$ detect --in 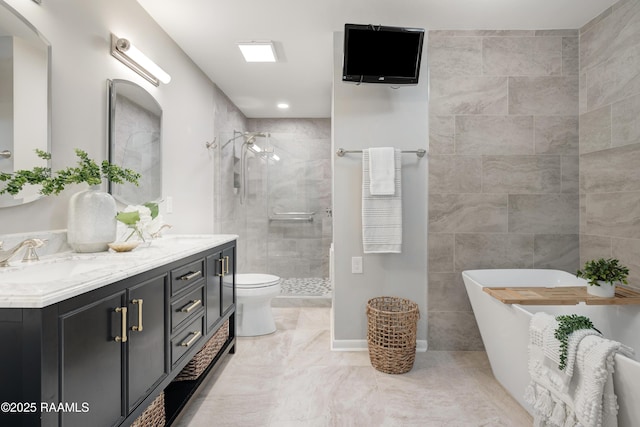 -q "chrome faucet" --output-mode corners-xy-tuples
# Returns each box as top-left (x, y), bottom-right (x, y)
(0, 238), (46, 267)
(150, 224), (172, 239)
